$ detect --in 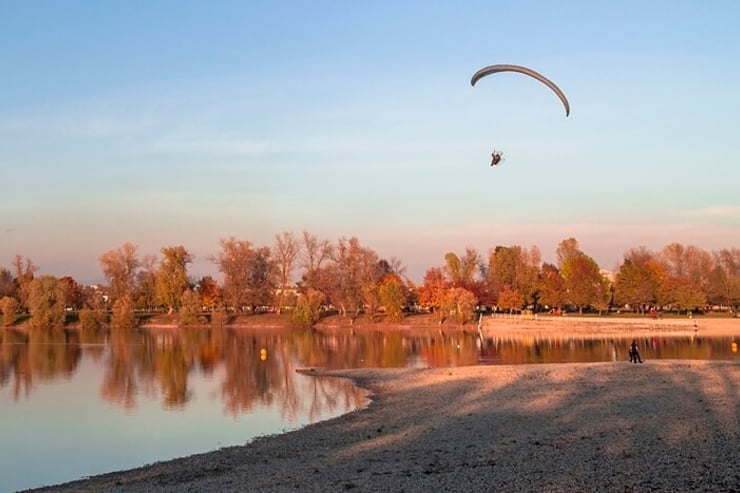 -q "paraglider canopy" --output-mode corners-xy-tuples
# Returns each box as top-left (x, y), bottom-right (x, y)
(471, 64), (570, 116)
